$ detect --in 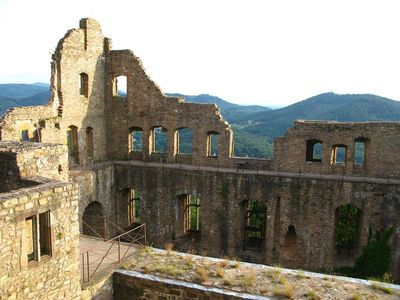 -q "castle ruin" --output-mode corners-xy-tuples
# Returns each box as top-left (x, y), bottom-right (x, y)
(1, 18), (400, 298)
